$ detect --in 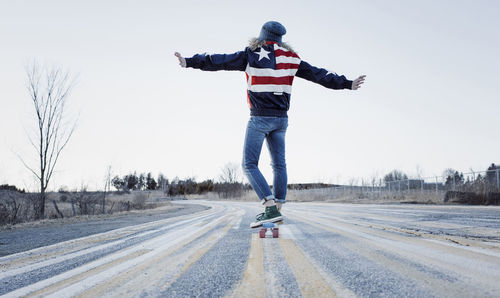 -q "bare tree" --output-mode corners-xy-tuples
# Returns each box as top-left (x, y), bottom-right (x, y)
(383, 170), (408, 183)
(102, 165), (112, 214)
(219, 162), (241, 183)
(216, 162), (244, 199)
(20, 62), (77, 219)
(415, 164), (424, 179)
